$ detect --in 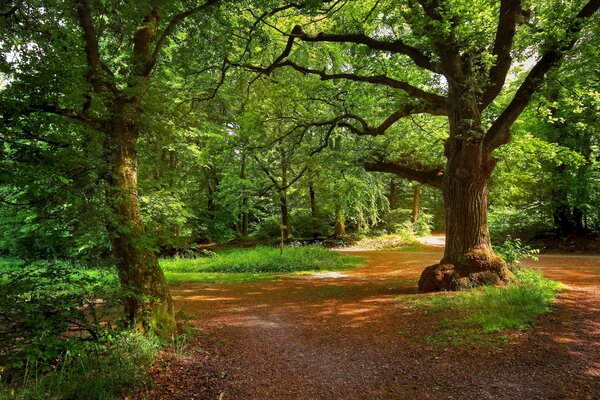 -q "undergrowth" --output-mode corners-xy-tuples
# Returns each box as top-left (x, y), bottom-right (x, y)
(0, 332), (160, 400)
(403, 268), (563, 347)
(0, 259), (194, 400)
